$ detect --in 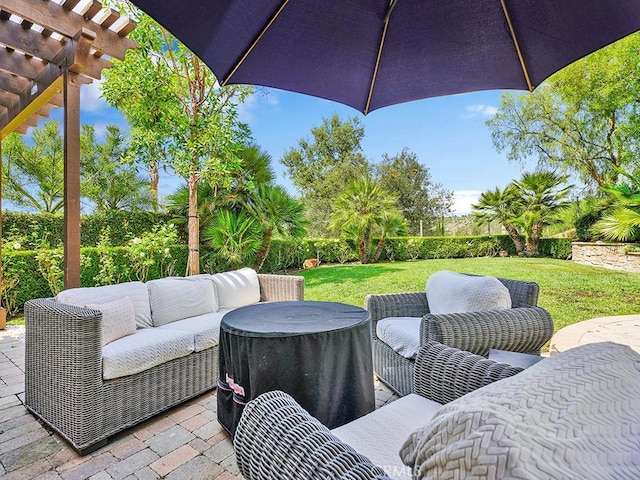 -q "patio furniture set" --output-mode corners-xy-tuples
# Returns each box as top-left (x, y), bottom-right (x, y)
(24, 269), (640, 479)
